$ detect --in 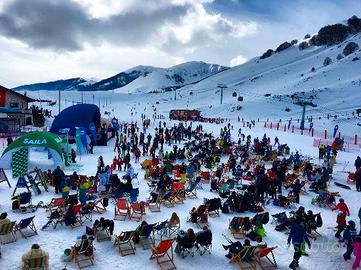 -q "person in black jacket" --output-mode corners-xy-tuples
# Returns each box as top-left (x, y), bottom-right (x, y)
(195, 226), (212, 248)
(292, 179), (302, 204)
(52, 166), (65, 194)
